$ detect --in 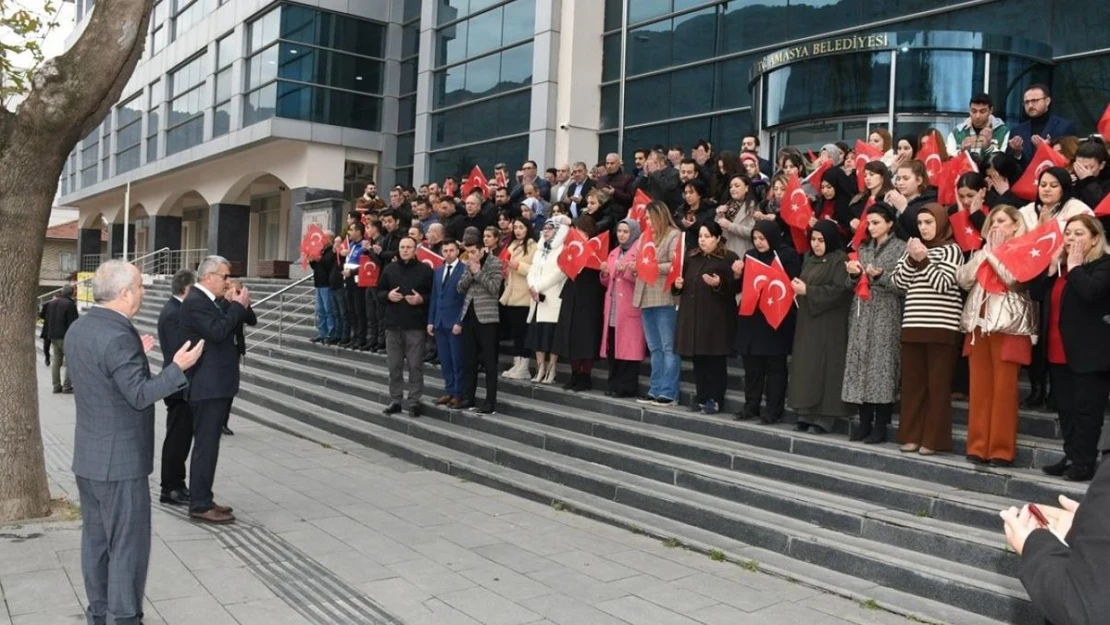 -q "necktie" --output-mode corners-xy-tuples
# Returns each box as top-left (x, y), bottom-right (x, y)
(443, 263), (453, 286)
